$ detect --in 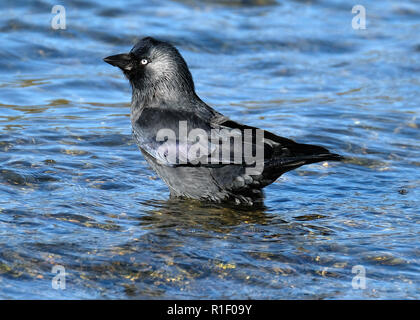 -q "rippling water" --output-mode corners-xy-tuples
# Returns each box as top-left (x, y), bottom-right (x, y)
(0, 0), (419, 299)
